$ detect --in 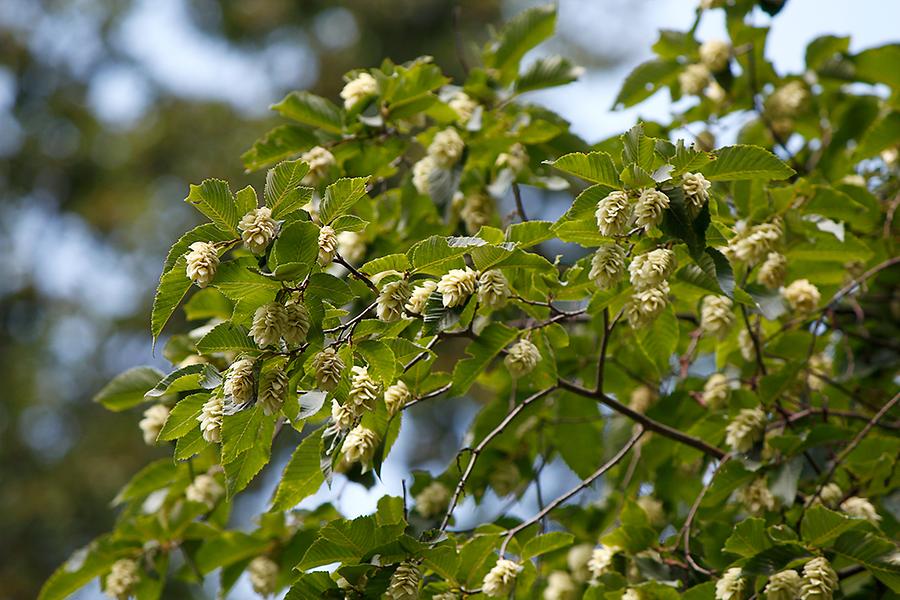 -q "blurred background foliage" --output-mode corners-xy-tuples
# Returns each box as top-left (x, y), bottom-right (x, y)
(0, 1), (635, 596)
